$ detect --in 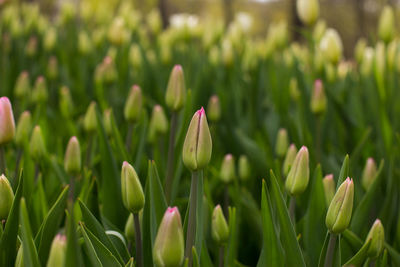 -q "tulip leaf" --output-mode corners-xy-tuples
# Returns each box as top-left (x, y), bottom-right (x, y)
(225, 206), (238, 267)
(192, 246), (200, 267)
(336, 154), (349, 190)
(109, 109), (130, 162)
(343, 239), (371, 266)
(65, 210), (84, 267)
